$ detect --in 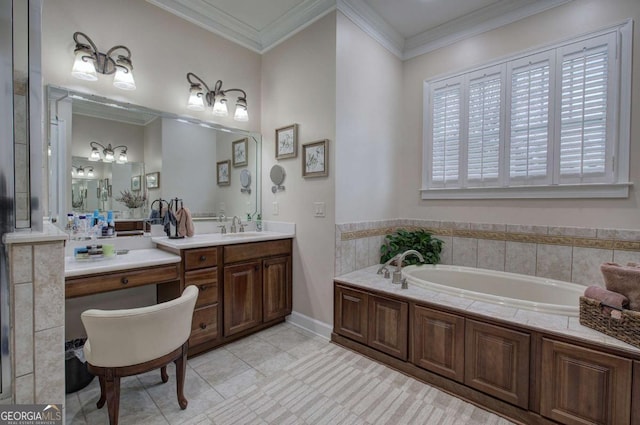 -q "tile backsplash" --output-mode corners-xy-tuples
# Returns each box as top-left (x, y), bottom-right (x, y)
(335, 219), (640, 287)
